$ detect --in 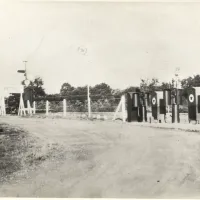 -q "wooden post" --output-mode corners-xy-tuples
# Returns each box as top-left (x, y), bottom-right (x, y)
(87, 85), (91, 118)
(46, 100), (49, 116)
(19, 93), (24, 116)
(18, 96), (21, 116)
(113, 98), (122, 121)
(27, 100), (30, 115)
(63, 99), (66, 117)
(28, 100), (30, 114)
(1, 96), (6, 116)
(27, 100), (32, 116)
(113, 95), (126, 122)
(0, 98), (2, 116)
(121, 95), (126, 122)
(18, 93), (26, 116)
(0, 97), (2, 116)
